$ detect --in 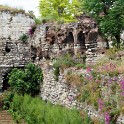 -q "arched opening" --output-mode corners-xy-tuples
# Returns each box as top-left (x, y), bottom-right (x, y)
(67, 32), (74, 43)
(31, 46), (37, 62)
(51, 36), (55, 45)
(64, 32), (74, 43)
(2, 73), (10, 91)
(77, 31), (85, 46)
(2, 67), (24, 92)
